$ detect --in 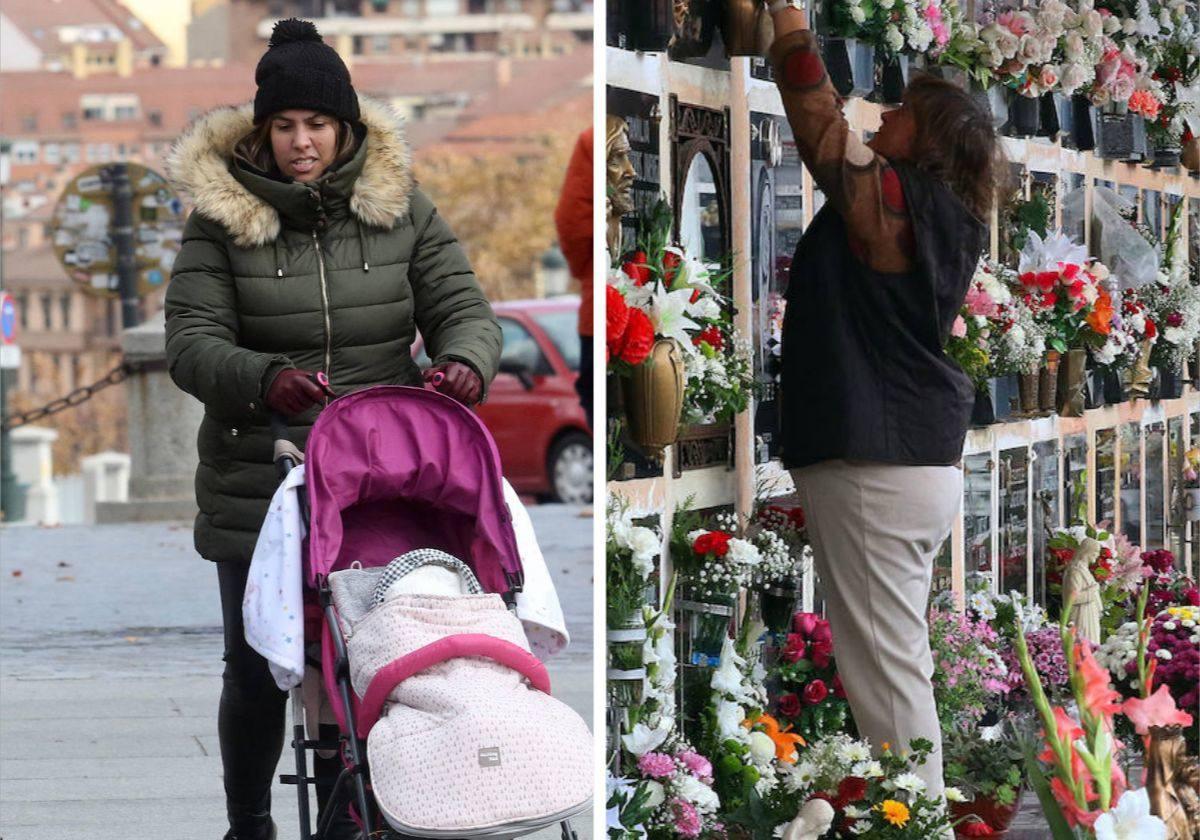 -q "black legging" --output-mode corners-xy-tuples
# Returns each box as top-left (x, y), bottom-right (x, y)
(217, 560), (289, 830)
(217, 561), (351, 835)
